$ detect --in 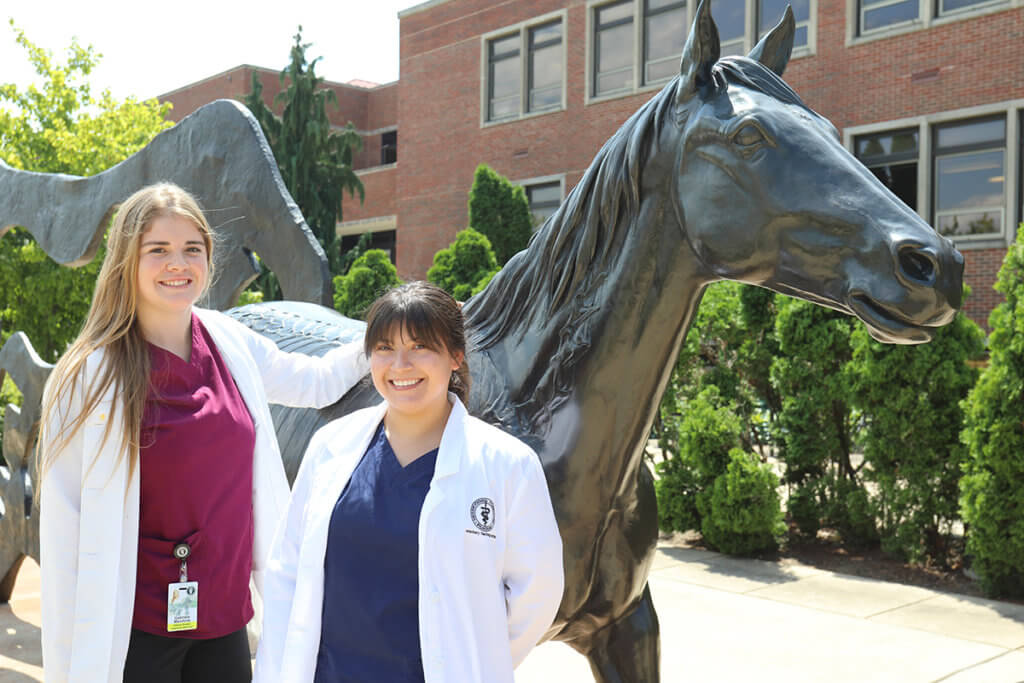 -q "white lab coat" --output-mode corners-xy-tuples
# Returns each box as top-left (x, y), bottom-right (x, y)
(254, 396), (564, 683)
(39, 307), (368, 683)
